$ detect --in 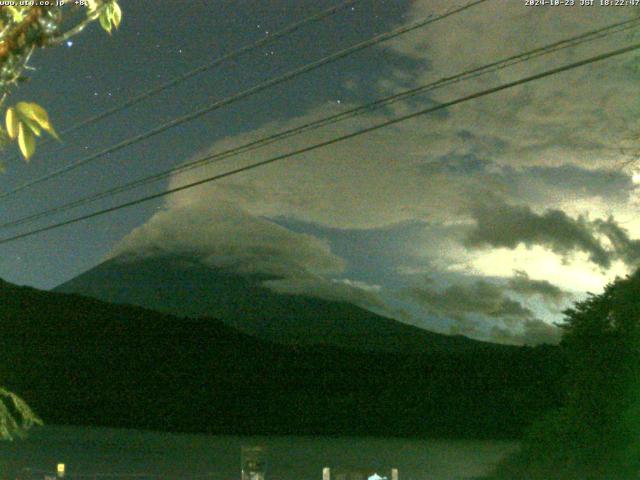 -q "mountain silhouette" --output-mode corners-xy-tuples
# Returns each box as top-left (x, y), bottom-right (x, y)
(56, 253), (502, 354)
